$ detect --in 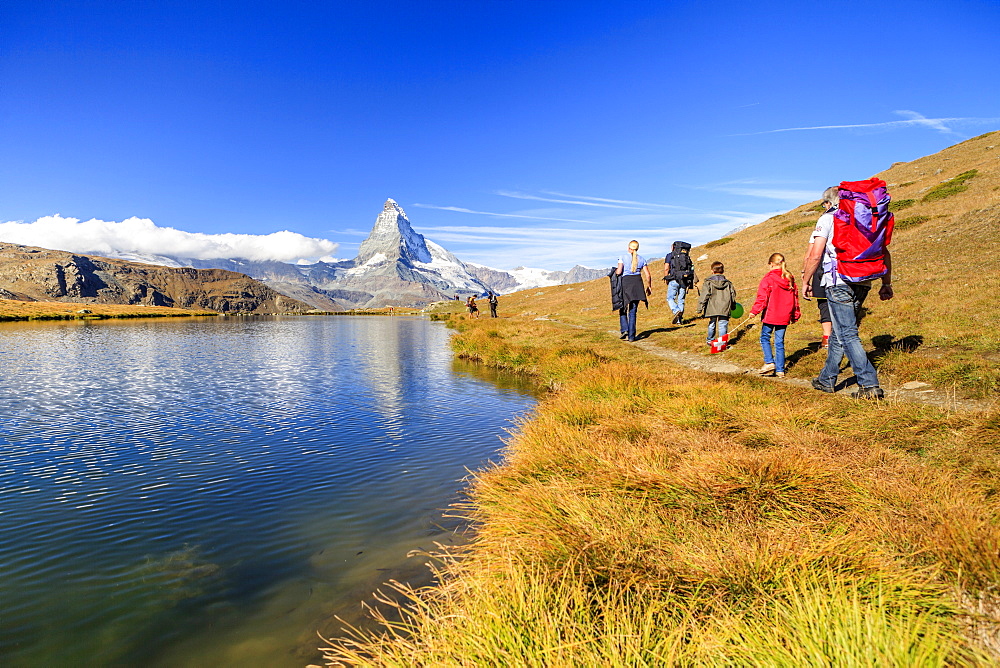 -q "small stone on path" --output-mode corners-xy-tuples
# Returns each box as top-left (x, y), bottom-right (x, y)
(709, 364), (743, 374)
(901, 381), (931, 390)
